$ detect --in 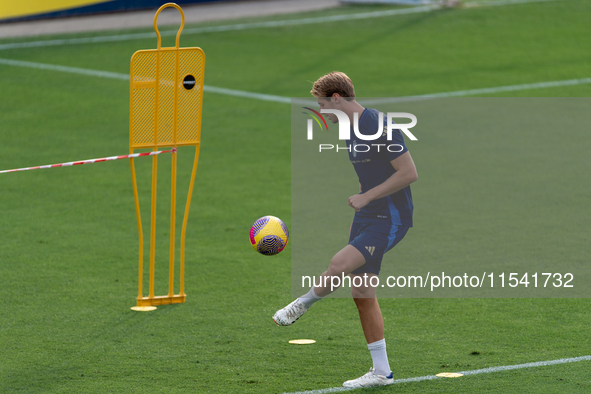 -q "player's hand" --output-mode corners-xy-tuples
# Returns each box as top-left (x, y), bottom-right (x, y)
(348, 193), (370, 212)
